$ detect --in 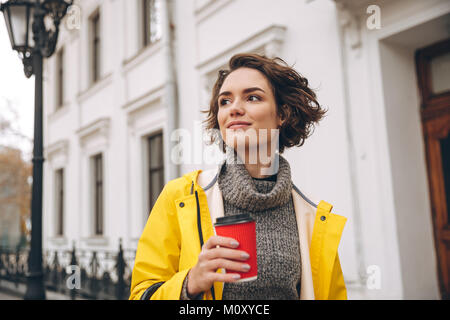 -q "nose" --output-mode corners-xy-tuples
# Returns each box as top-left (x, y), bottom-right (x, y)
(228, 99), (245, 117)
